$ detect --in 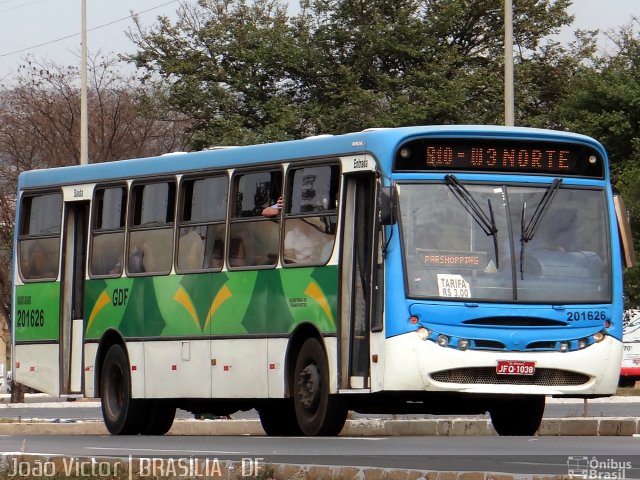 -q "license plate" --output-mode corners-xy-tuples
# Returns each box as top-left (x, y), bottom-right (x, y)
(496, 360), (536, 376)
